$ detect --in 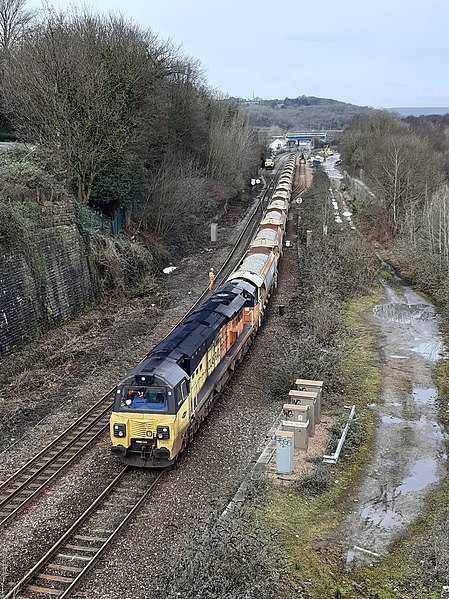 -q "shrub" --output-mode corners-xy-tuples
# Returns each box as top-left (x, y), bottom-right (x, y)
(295, 464), (332, 495)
